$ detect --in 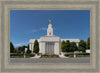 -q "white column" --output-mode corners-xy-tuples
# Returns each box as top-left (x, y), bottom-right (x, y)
(39, 42), (41, 53)
(29, 43), (32, 51)
(40, 42), (45, 54)
(32, 44), (34, 53)
(54, 42), (60, 55)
